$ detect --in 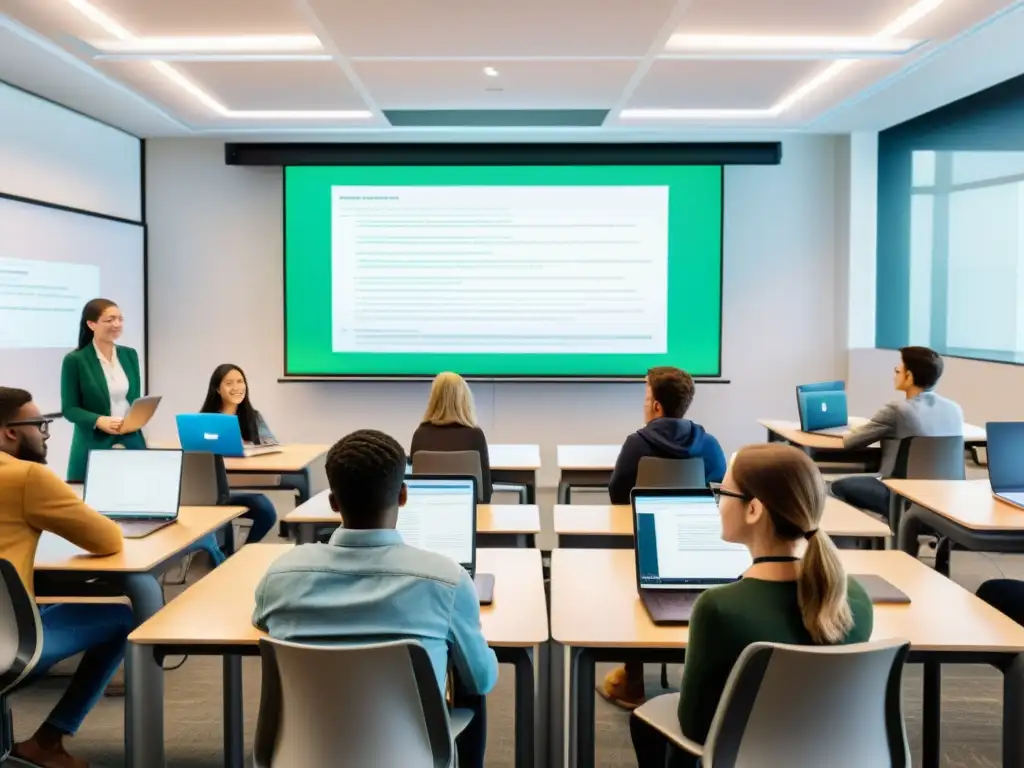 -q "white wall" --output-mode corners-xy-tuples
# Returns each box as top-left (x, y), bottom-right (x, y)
(145, 136), (845, 487)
